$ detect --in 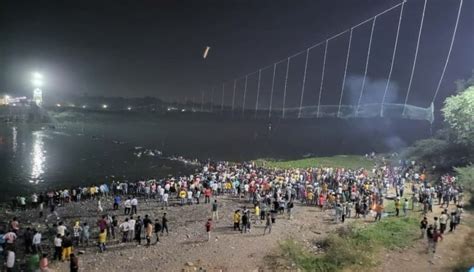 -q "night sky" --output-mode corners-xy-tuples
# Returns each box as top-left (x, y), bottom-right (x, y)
(1, 0), (473, 110)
